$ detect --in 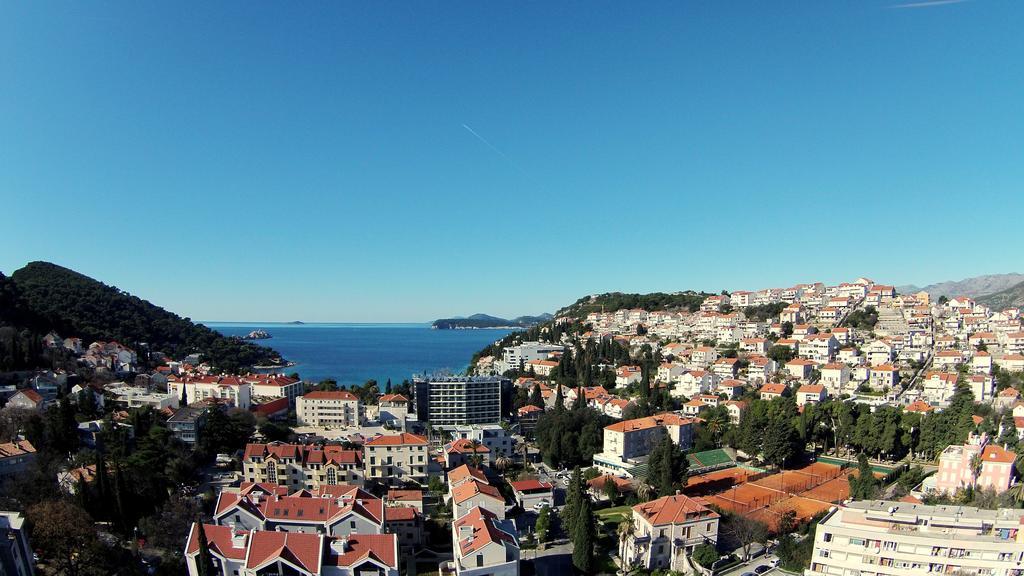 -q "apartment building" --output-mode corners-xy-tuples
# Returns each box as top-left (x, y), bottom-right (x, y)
(497, 342), (564, 374)
(297, 390), (361, 428)
(935, 433), (1016, 495)
(625, 494), (719, 572)
(244, 373), (304, 408)
(593, 413), (695, 476)
(363, 433), (429, 486)
(806, 500), (1024, 576)
(242, 443), (364, 489)
(412, 377), (506, 427)
(168, 375), (253, 410)
(184, 523), (399, 576)
(0, 511), (34, 576)
(214, 483), (384, 536)
(450, 507), (520, 576)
